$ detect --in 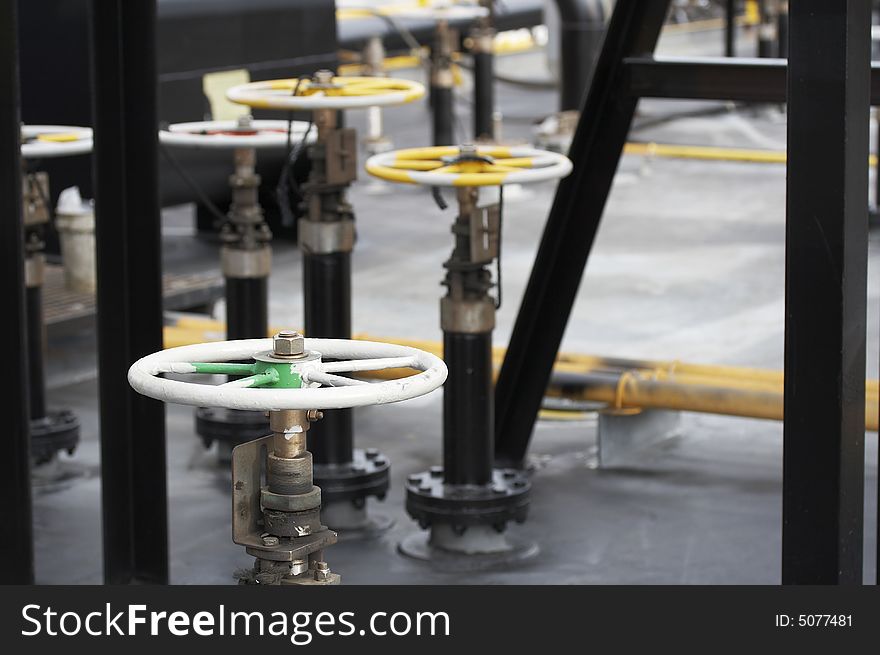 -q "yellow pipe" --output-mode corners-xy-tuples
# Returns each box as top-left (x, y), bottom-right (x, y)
(163, 319), (879, 423)
(551, 370), (879, 433)
(625, 142), (880, 168)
